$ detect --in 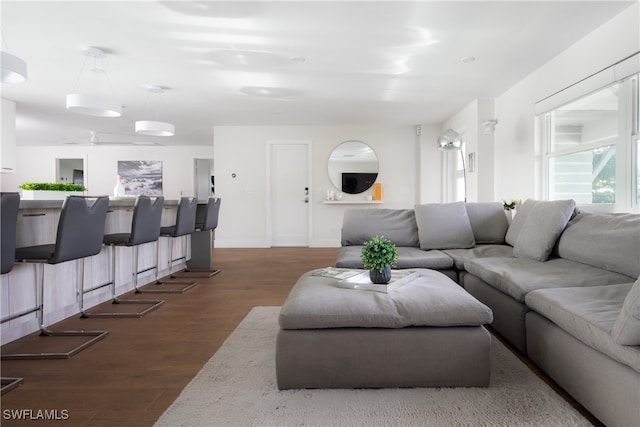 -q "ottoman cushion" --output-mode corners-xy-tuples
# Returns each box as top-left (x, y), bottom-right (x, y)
(279, 268), (493, 329)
